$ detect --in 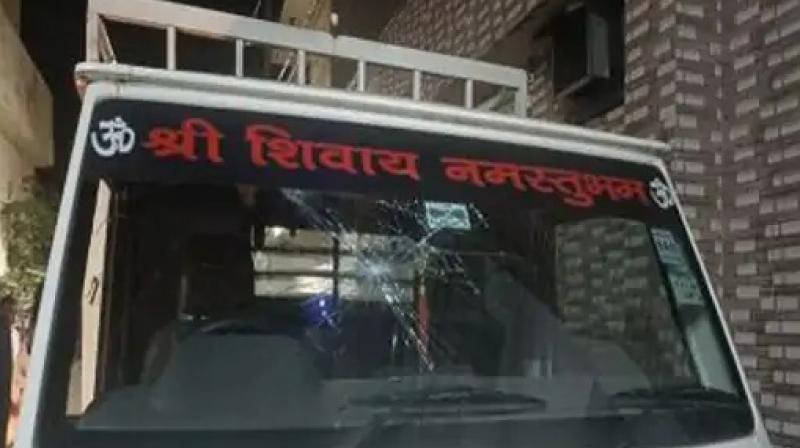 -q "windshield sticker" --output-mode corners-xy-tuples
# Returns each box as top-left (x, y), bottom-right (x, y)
(246, 124), (421, 180)
(651, 228), (703, 306)
(442, 157), (649, 208)
(85, 102), (668, 212)
(90, 116), (136, 157)
(649, 177), (675, 209)
(667, 271), (703, 306)
(141, 119), (422, 181)
(145, 118), (225, 163)
(425, 202), (471, 231)
(651, 228), (688, 267)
